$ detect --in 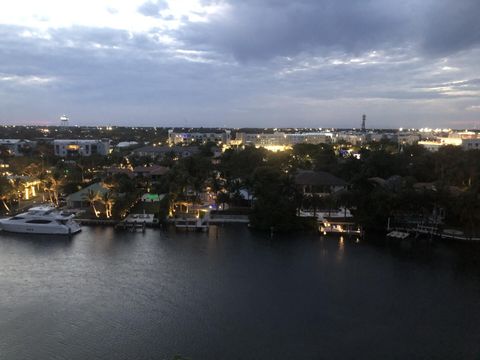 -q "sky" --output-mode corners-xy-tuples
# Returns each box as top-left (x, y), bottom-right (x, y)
(0, 0), (479, 128)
